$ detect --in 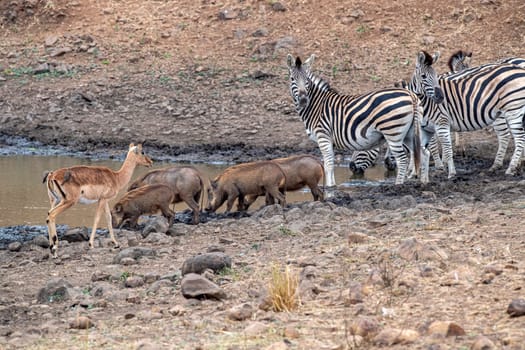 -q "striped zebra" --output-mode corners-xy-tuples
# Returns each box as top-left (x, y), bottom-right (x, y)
(448, 51), (525, 170)
(286, 54), (430, 190)
(348, 147), (397, 175)
(410, 51), (525, 178)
